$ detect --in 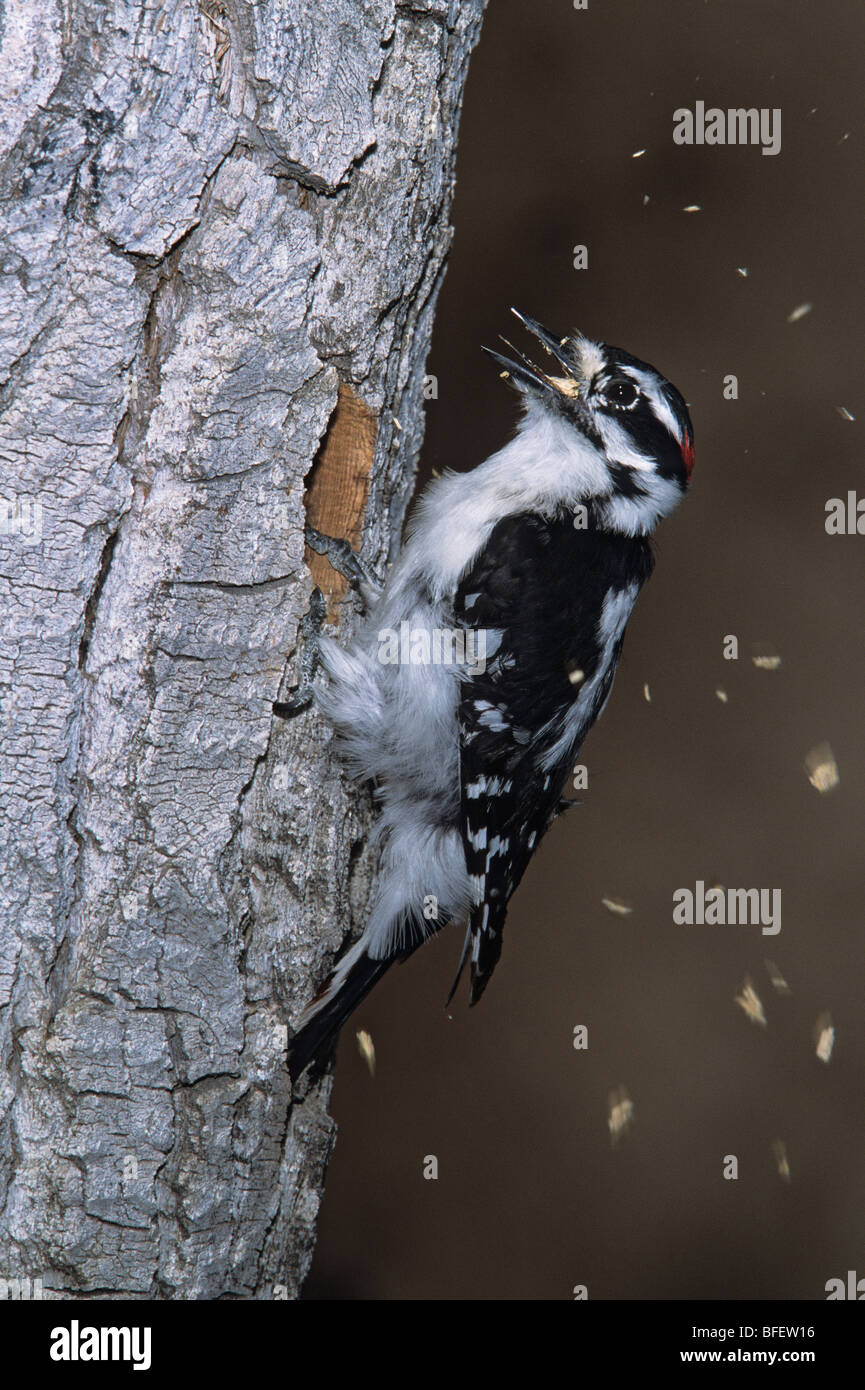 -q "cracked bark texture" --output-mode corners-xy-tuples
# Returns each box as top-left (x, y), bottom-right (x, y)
(0, 0), (485, 1298)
